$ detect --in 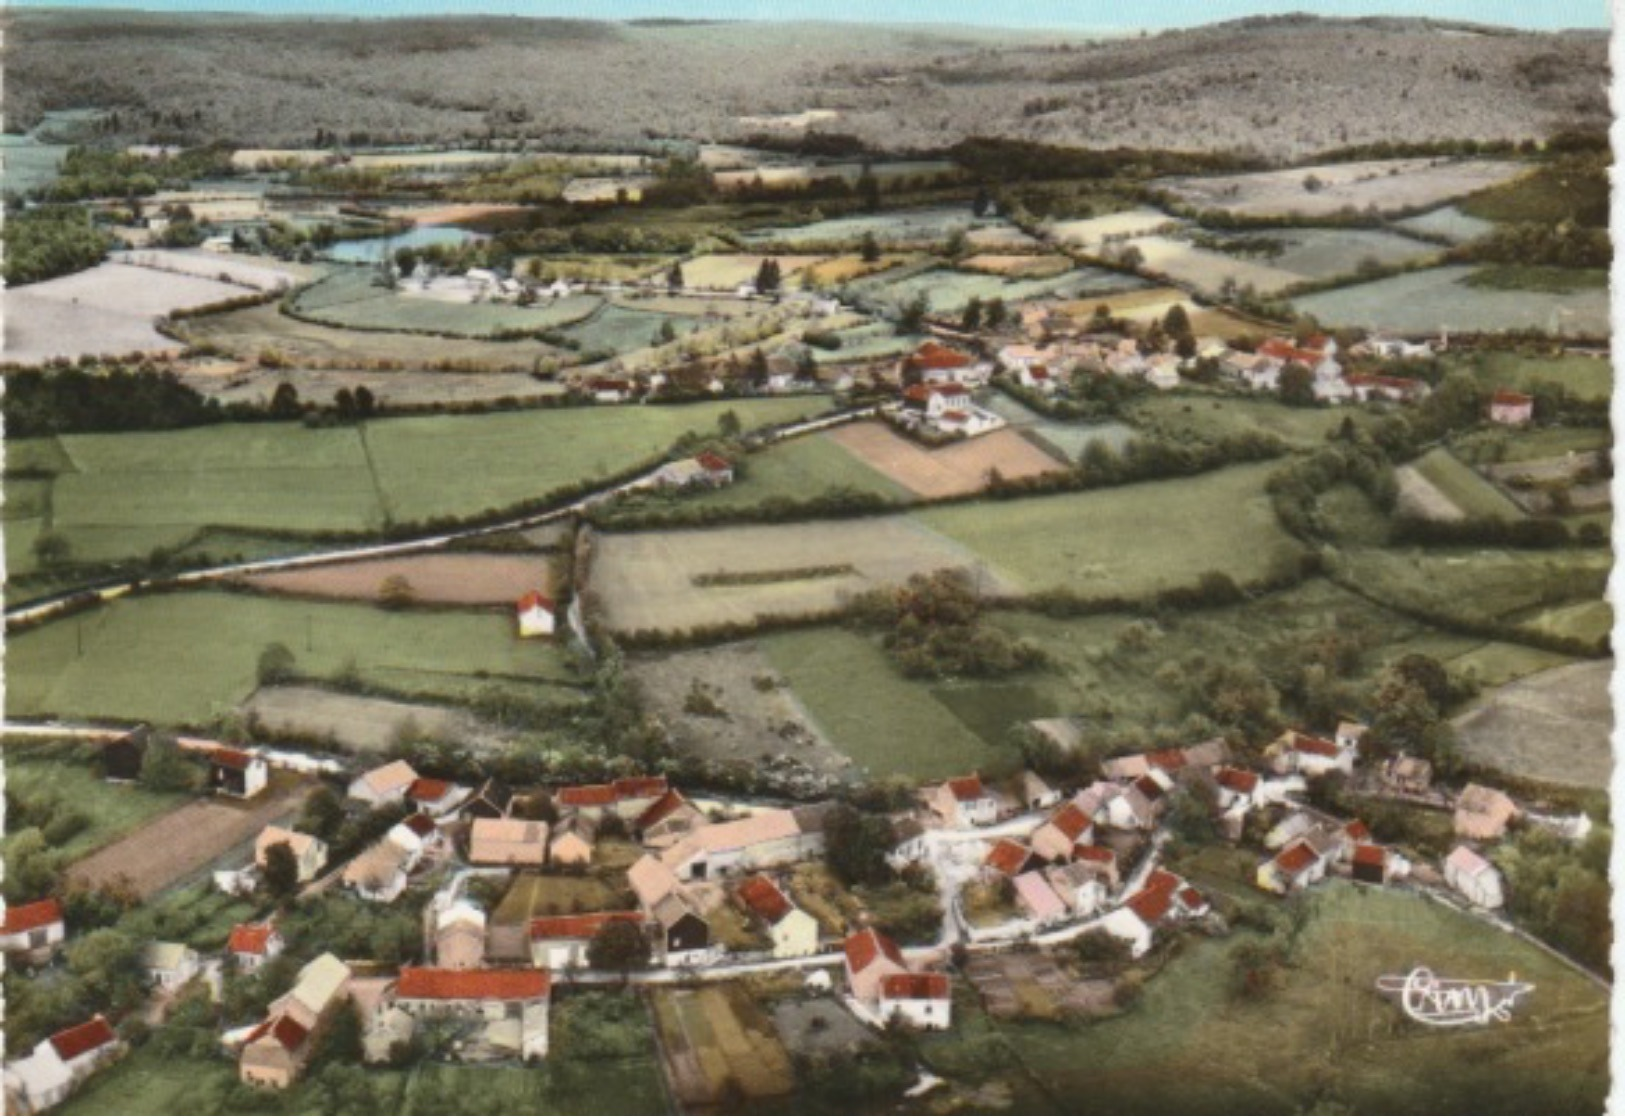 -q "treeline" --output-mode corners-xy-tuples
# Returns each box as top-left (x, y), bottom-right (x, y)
(1454, 221), (1610, 270)
(4, 205), (112, 285)
(35, 144), (236, 202)
(847, 569), (1046, 680)
(948, 136), (1260, 182)
(1389, 514), (1606, 550)
(4, 365), (232, 436)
